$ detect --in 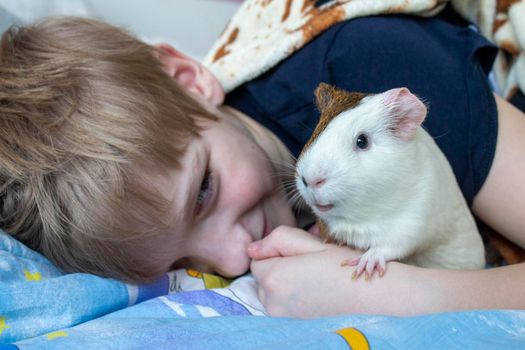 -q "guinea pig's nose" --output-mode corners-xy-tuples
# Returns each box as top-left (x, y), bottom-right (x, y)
(302, 176), (326, 188)
(301, 176), (308, 187)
